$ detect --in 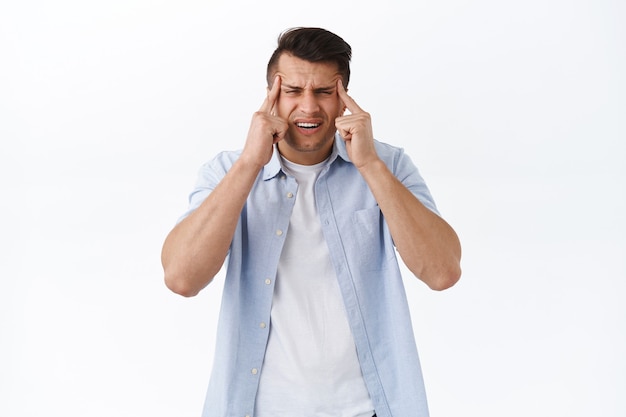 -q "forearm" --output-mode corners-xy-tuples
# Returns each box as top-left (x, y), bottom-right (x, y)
(358, 159), (461, 290)
(161, 158), (262, 296)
